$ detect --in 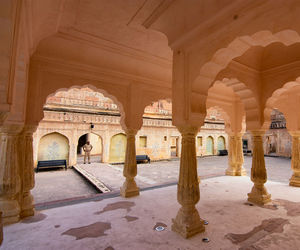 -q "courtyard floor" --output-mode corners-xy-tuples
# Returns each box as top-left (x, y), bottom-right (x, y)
(32, 156), (293, 205)
(3, 176), (300, 250)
